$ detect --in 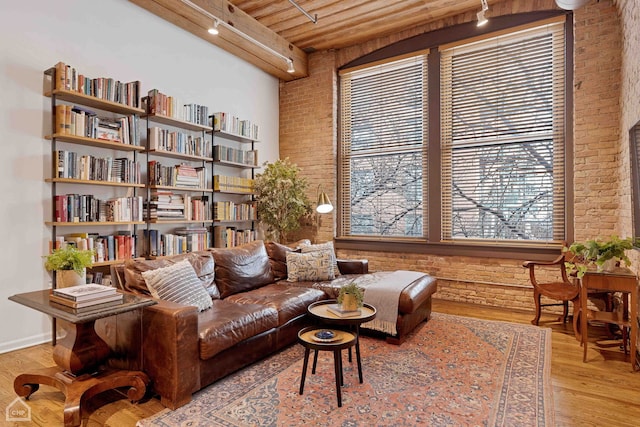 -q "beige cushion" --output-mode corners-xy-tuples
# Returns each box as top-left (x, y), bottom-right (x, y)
(286, 250), (335, 282)
(300, 241), (340, 277)
(141, 259), (212, 311)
